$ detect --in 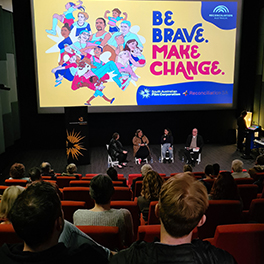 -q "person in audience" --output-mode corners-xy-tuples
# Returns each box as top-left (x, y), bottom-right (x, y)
(248, 154), (264, 181)
(0, 181), (109, 263)
(62, 163), (79, 179)
(131, 164), (153, 193)
(200, 164), (214, 193)
(0, 185), (25, 224)
(132, 129), (150, 163)
(40, 161), (56, 179)
(209, 172), (242, 204)
(160, 128), (173, 163)
(137, 171), (164, 221)
(106, 167), (118, 181)
(73, 174), (133, 247)
(231, 159), (250, 178)
(108, 132), (128, 169)
(110, 173), (236, 264)
(9, 163), (30, 181)
(28, 167), (42, 182)
(213, 163), (220, 177)
(183, 164), (193, 172)
(184, 128), (204, 167)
